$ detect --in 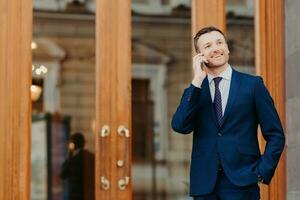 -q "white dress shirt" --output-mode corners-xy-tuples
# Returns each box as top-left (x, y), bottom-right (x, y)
(207, 65), (232, 116)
